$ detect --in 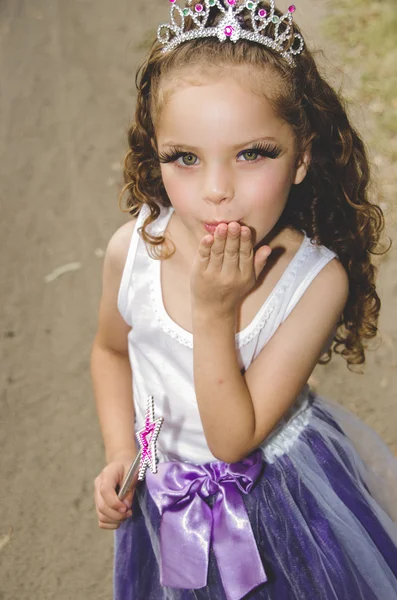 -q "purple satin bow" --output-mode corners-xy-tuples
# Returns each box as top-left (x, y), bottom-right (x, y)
(146, 450), (267, 600)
